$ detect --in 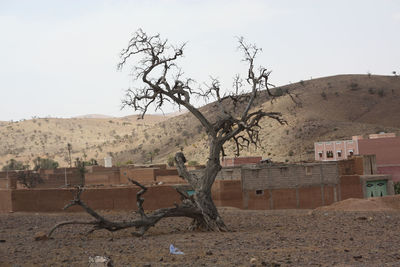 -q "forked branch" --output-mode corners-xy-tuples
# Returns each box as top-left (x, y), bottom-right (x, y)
(47, 181), (202, 238)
